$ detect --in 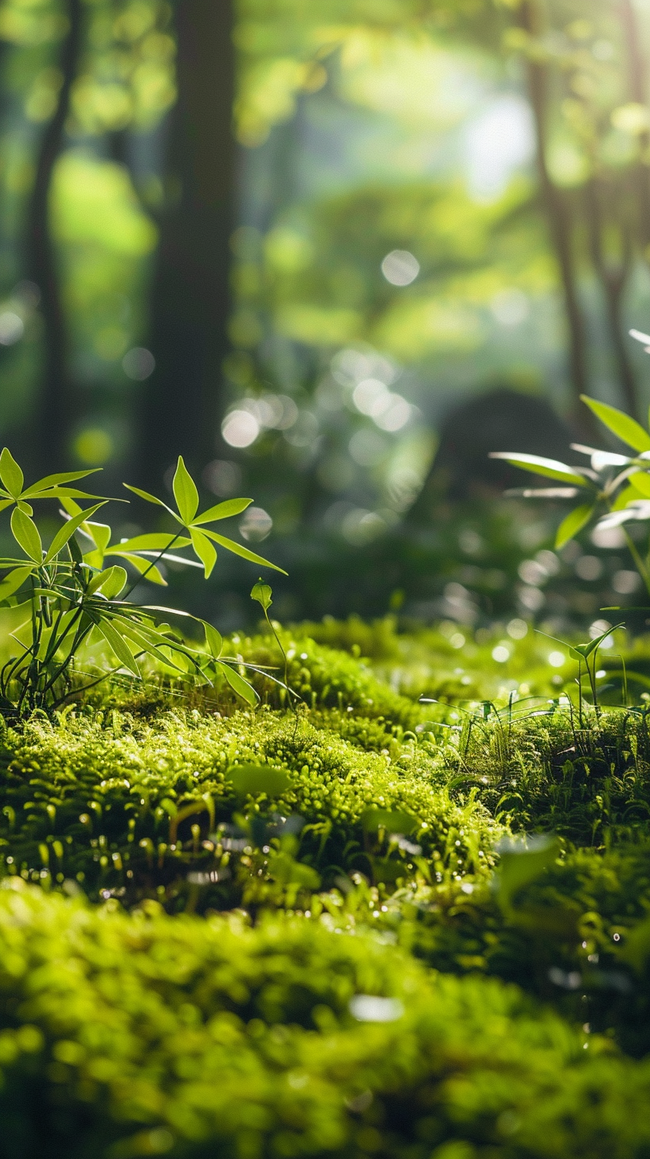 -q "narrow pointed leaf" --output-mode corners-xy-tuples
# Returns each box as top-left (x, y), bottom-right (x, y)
(0, 500), (13, 514)
(191, 498), (252, 525)
(117, 620), (190, 673)
(44, 502), (106, 563)
(123, 483), (177, 517)
(10, 508), (42, 562)
(0, 565), (34, 602)
(555, 503), (595, 549)
(110, 553), (167, 585)
(94, 618), (141, 677)
(488, 452), (587, 486)
(201, 620), (223, 658)
(21, 468), (101, 498)
(581, 395), (650, 452)
(115, 533), (190, 552)
(172, 456), (199, 524)
(220, 662), (259, 705)
(201, 530), (287, 572)
(190, 528), (217, 577)
(0, 449), (23, 497)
